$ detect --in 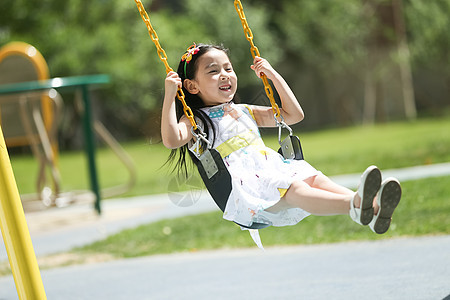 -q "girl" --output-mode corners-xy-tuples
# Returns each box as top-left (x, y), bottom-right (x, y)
(161, 43), (401, 238)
